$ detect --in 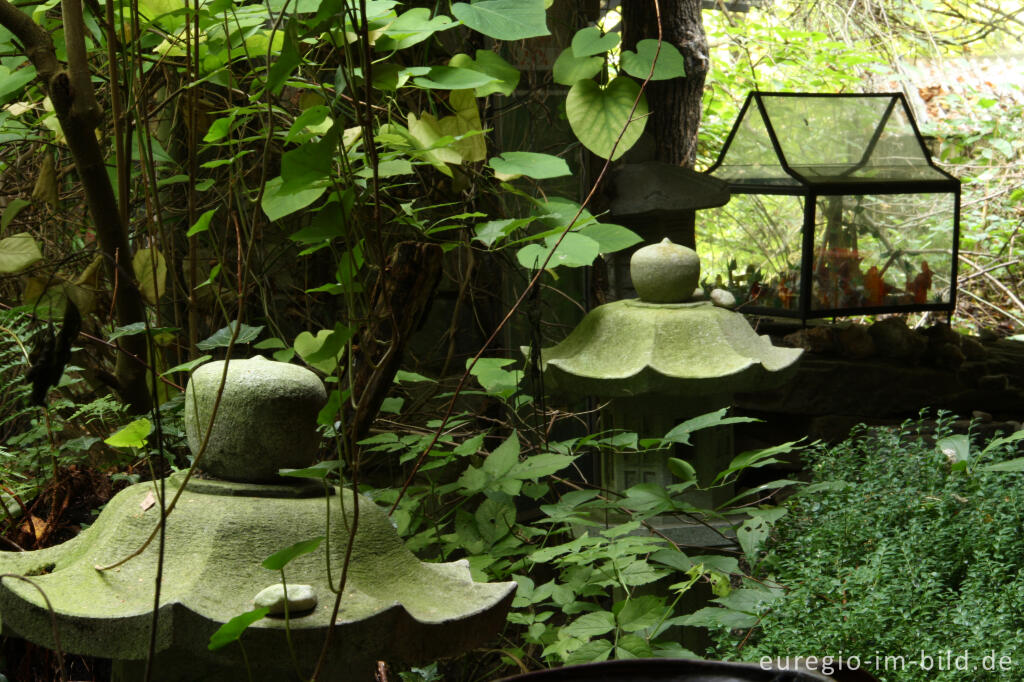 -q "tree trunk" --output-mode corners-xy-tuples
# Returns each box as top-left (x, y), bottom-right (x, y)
(622, 0), (709, 167)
